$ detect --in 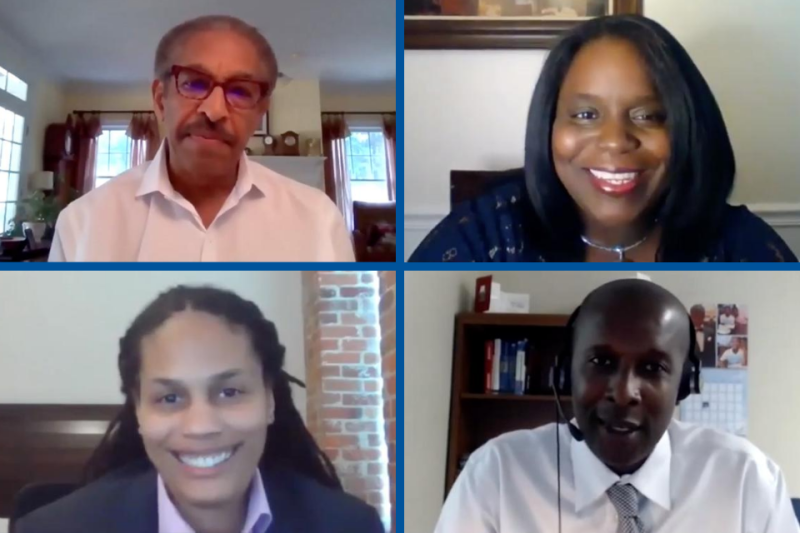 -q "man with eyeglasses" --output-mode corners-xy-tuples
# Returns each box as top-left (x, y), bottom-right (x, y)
(49, 15), (355, 262)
